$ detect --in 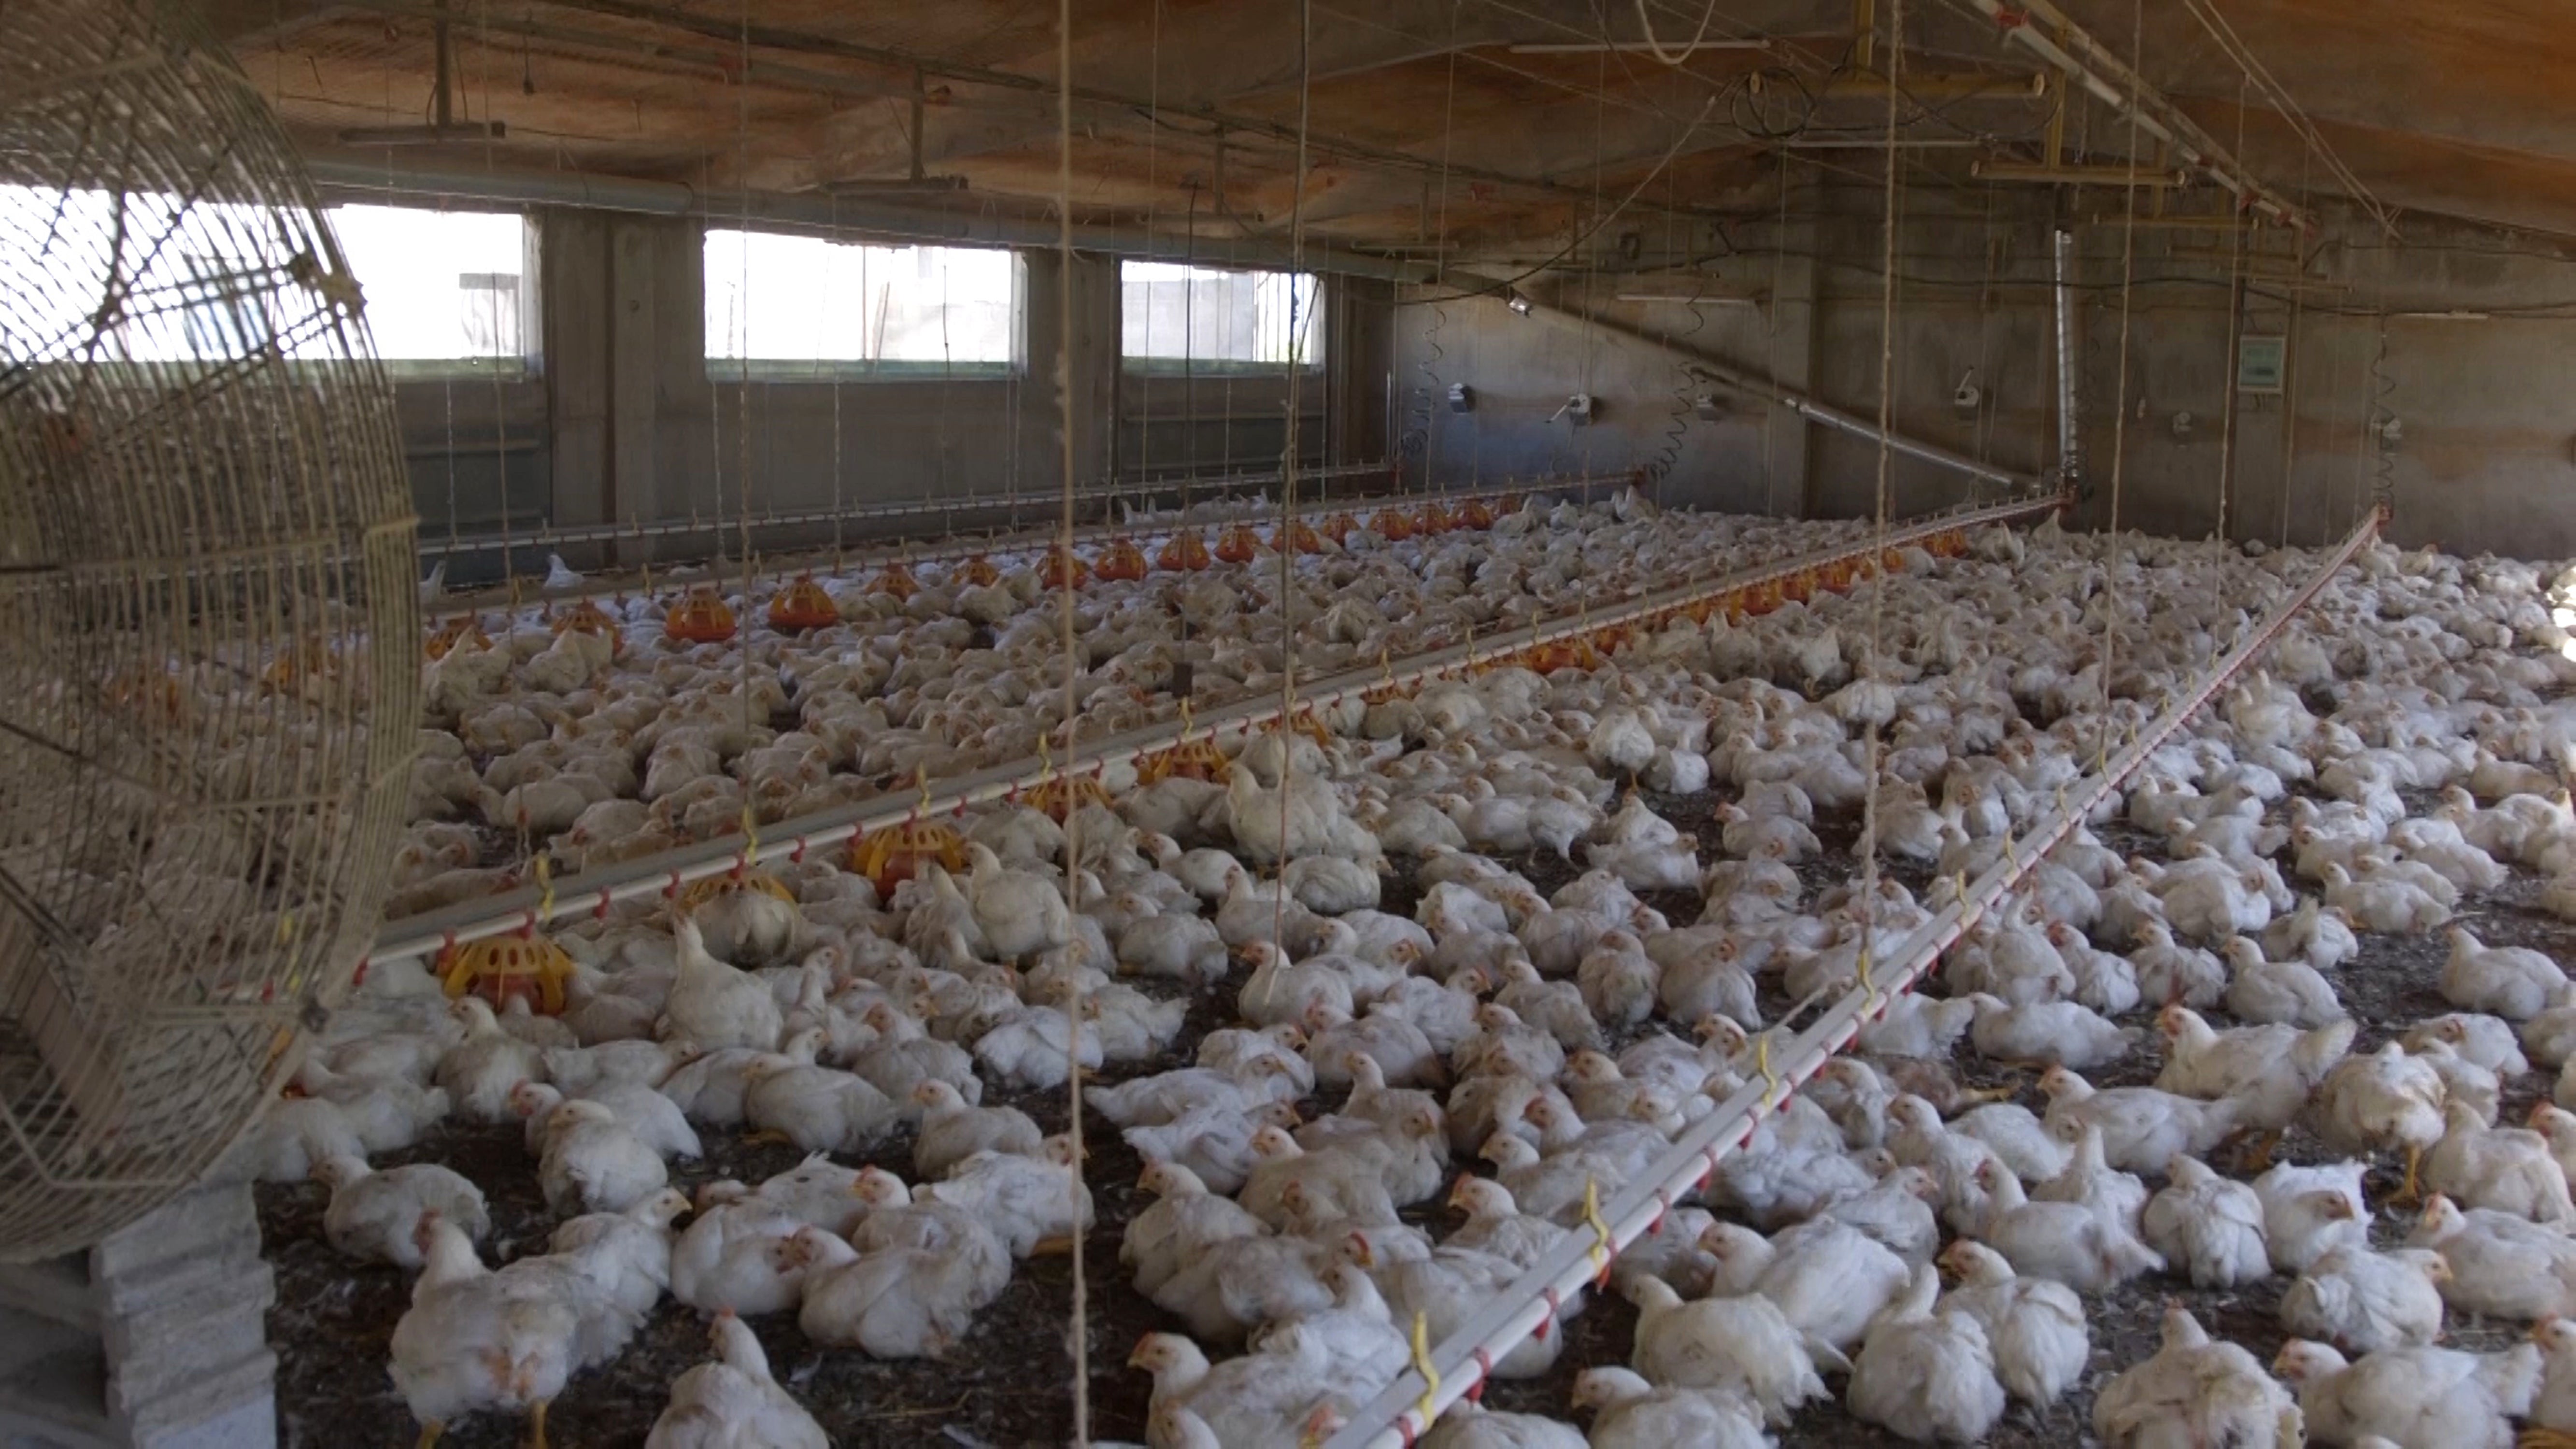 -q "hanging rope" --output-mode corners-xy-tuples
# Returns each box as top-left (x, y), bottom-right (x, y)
(733, 0), (755, 746)
(1631, 0), (1725, 66)
(1267, 0), (1316, 989)
(1051, 0), (1090, 1435)
(2097, 0), (2147, 768)
(1851, 0), (1904, 1002)
(2213, 75), (2249, 548)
